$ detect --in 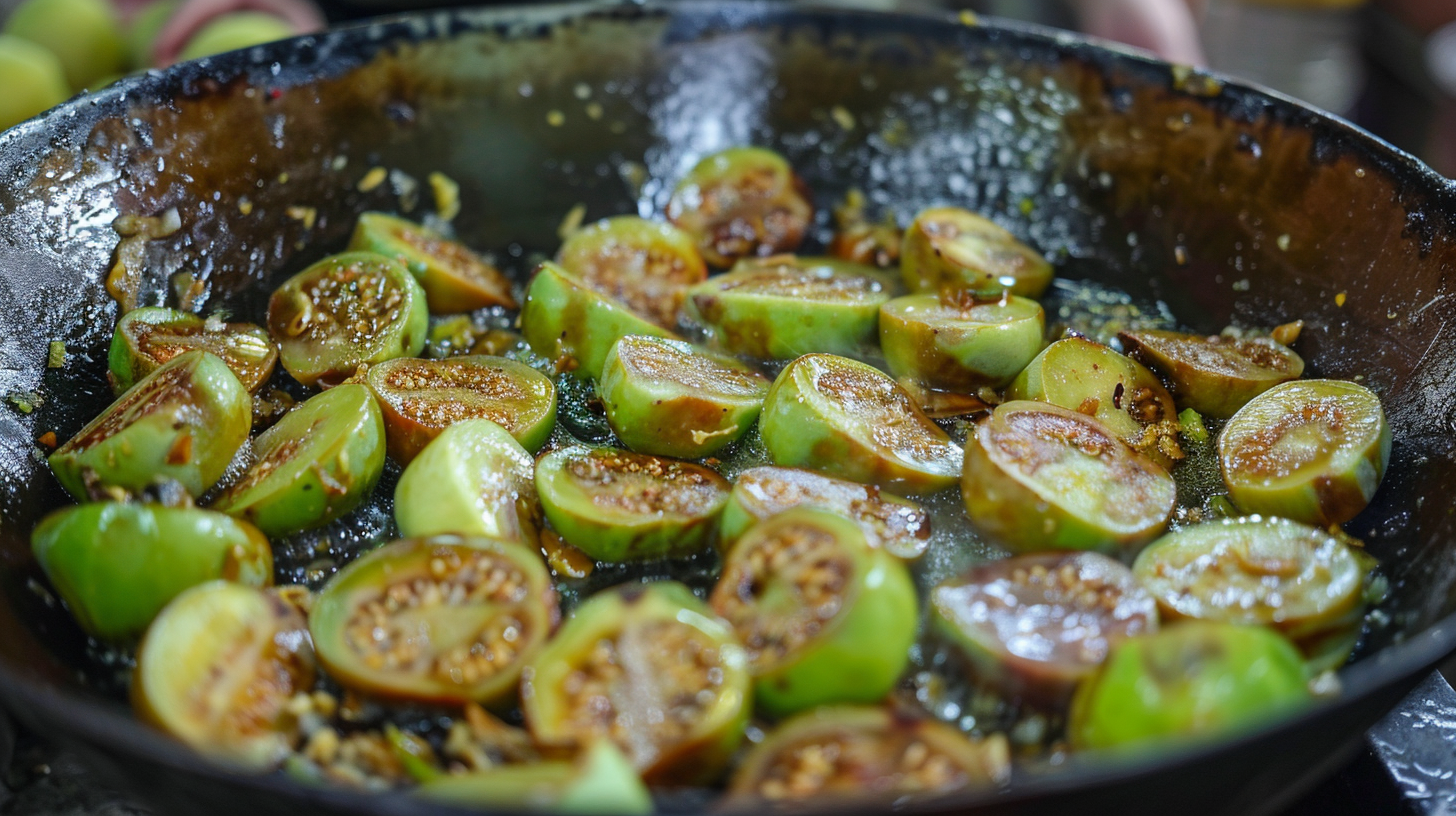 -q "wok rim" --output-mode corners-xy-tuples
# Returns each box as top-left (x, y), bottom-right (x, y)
(0, 1), (1453, 813)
